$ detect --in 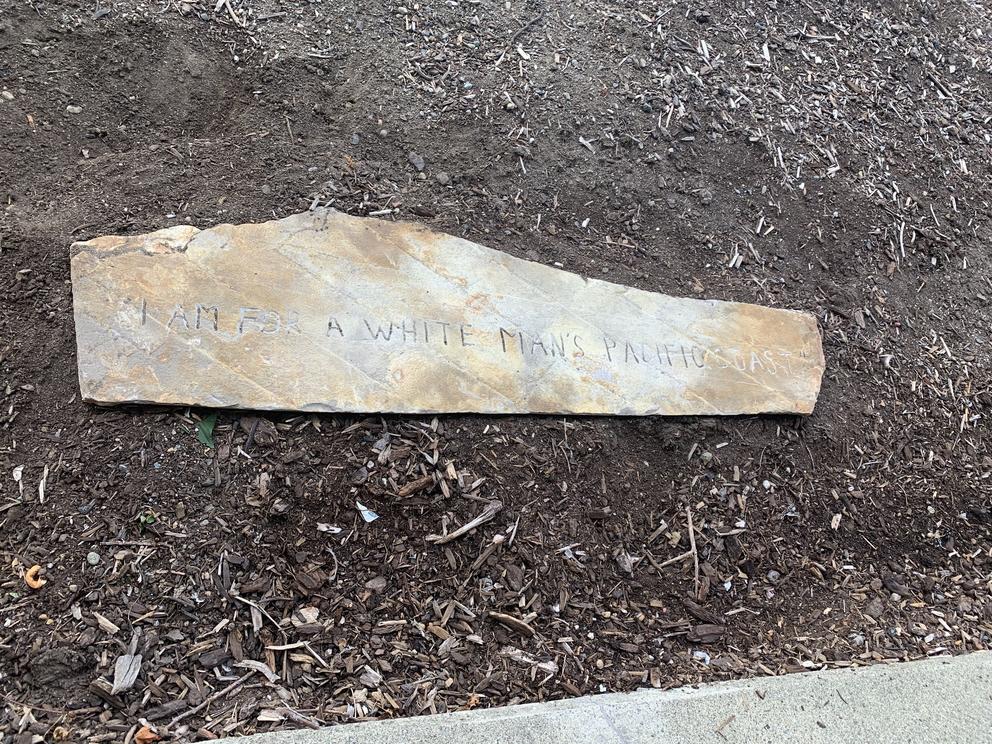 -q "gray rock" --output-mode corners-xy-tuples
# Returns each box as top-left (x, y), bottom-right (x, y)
(408, 151), (425, 171)
(86, 551), (101, 566)
(365, 576), (387, 592)
(865, 597), (885, 618)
